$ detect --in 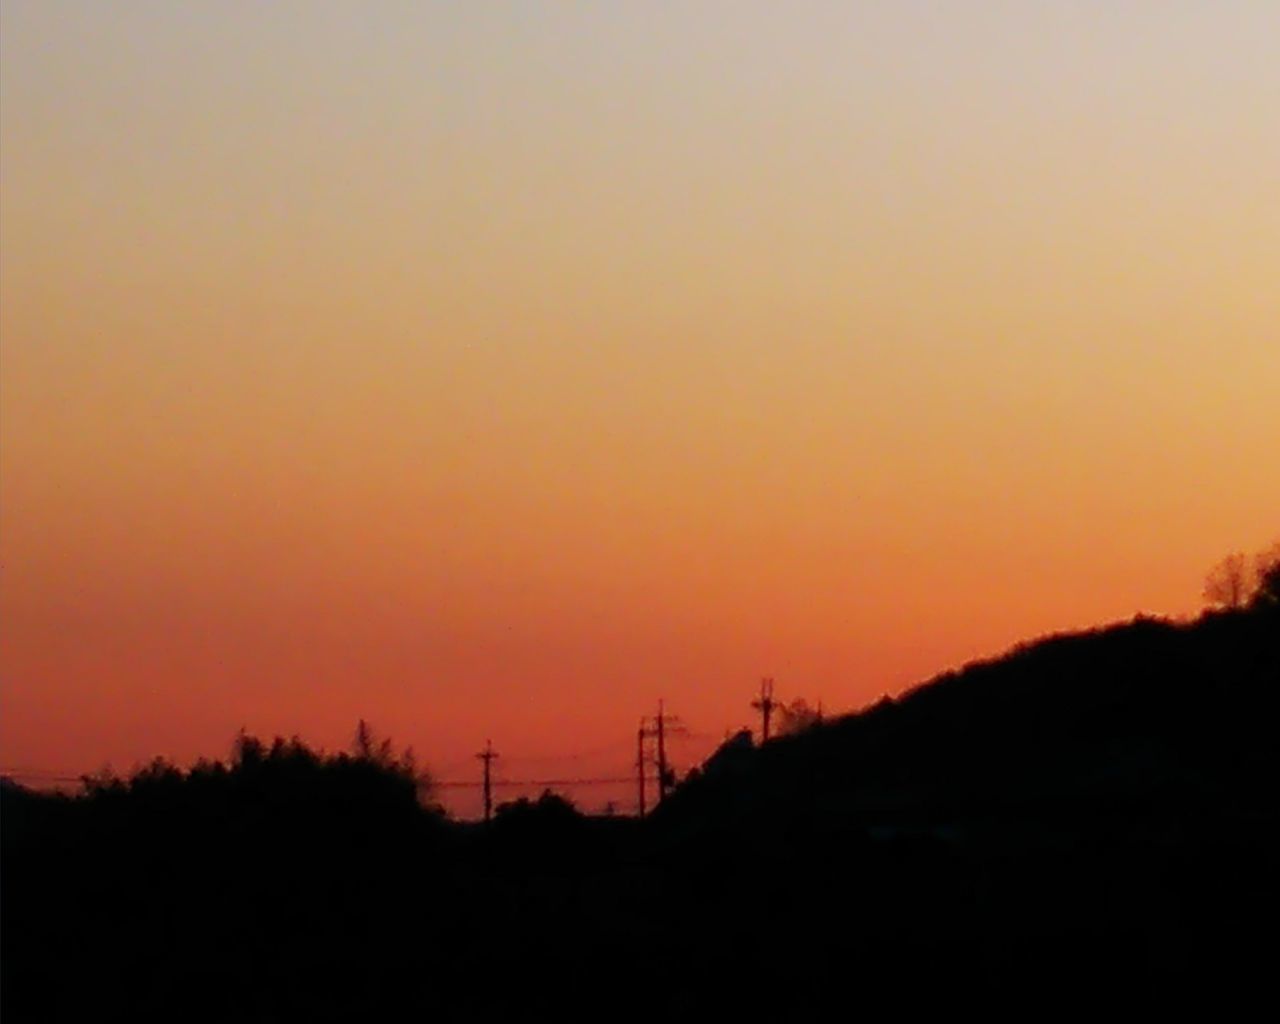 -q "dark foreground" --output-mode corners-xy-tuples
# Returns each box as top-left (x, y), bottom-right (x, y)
(4, 608), (1277, 1021)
